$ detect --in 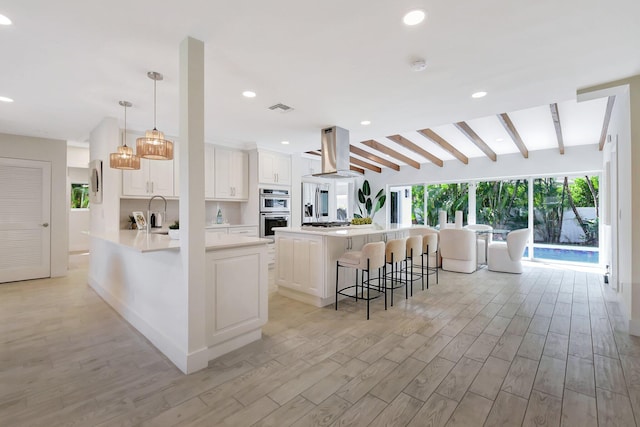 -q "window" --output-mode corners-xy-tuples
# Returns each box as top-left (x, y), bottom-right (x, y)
(71, 183), (90, 209)
(476, 179), (528, 230)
